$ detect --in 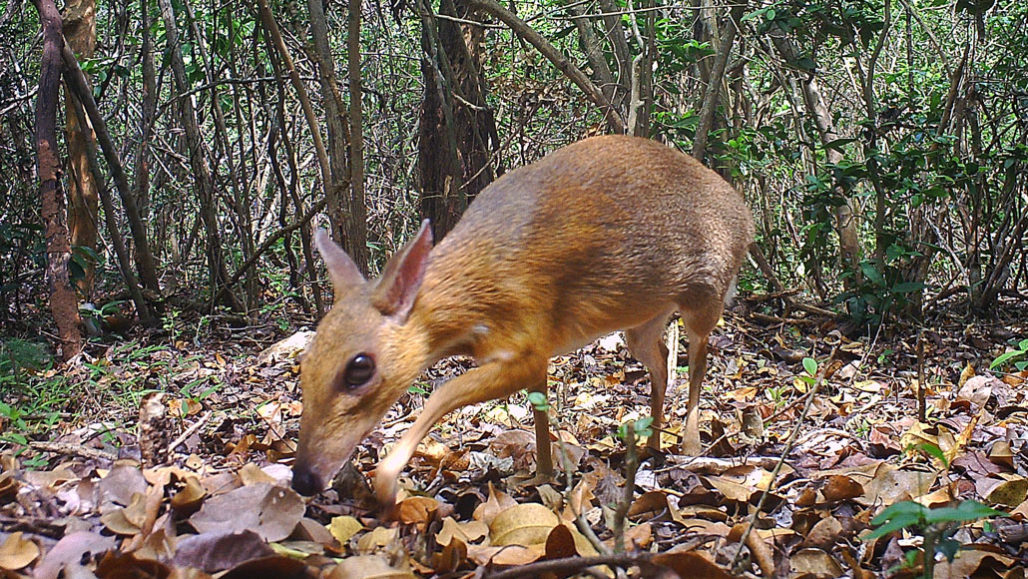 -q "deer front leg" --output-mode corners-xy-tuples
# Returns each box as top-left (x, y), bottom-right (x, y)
(375, 353), (549, 507)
